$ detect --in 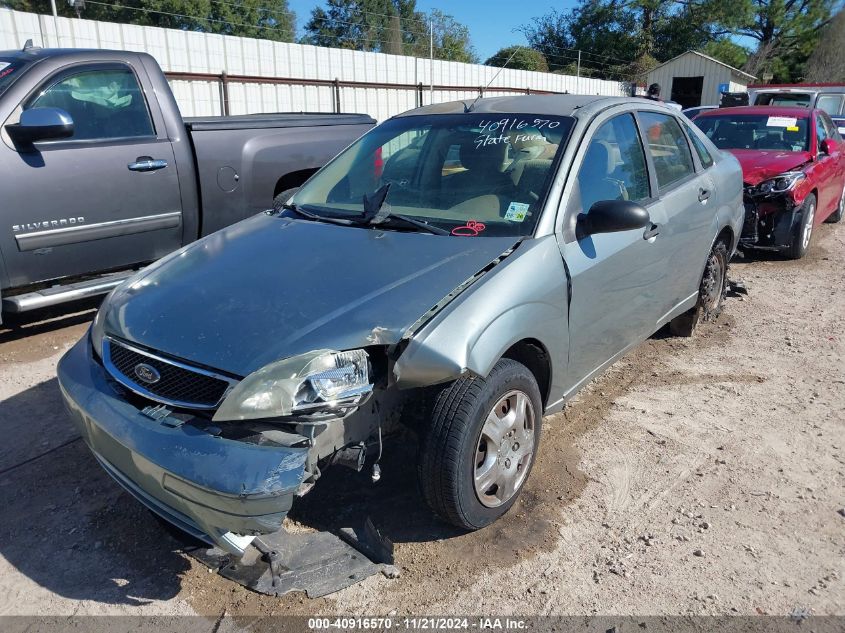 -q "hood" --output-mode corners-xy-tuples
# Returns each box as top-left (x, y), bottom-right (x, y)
(103, 213), (517, 376)
(727, 149), (812, 186)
